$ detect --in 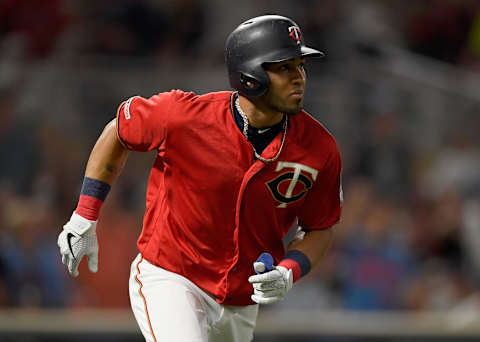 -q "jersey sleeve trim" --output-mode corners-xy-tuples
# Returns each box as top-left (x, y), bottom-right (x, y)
(115, 96), (140, 150)
(115, 101), (129, 150)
